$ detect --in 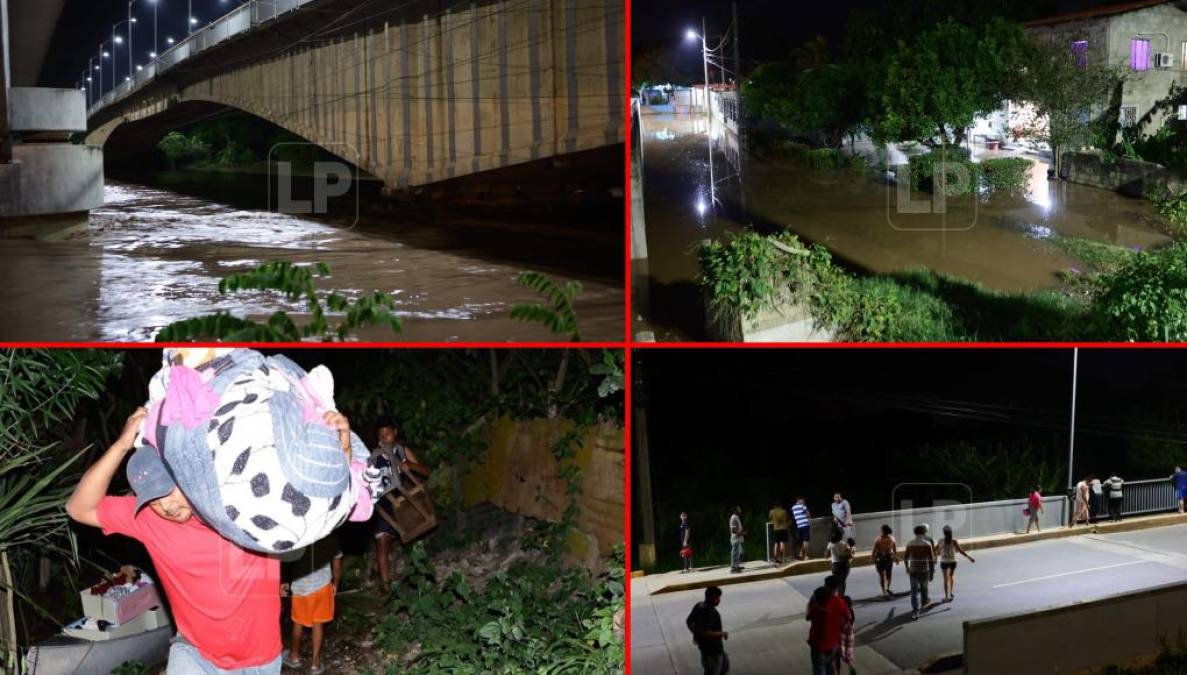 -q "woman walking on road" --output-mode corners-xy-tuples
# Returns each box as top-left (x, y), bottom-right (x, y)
(935, 525), (975, 602)
(827, 530), (855, 596)
(1025, 486), (1044, 534)
(872, 524), (899, 599)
